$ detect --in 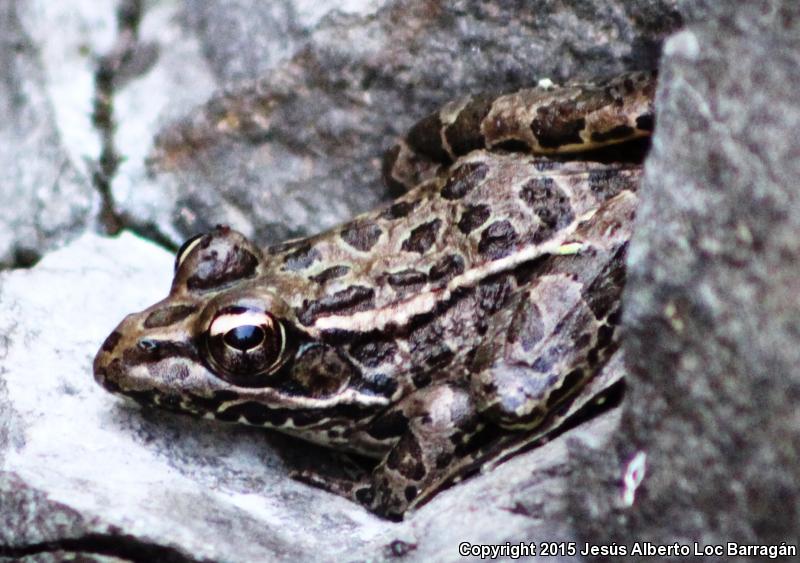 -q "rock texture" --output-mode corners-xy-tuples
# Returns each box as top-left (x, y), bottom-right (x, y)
(0, 3), (100, 267)
(122, 0), (677, 246)
(571, 1), (800, 559)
